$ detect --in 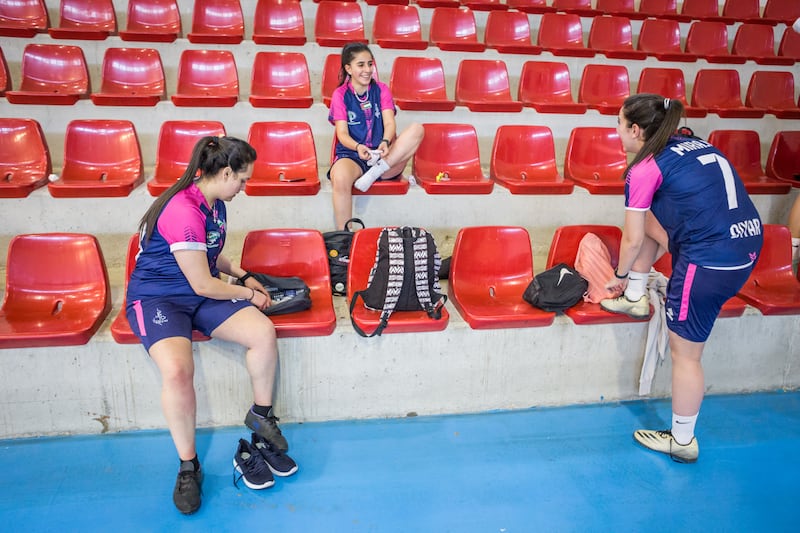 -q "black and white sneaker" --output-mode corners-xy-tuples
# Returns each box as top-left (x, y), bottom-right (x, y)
(233, 438), (275, 489)
(252, 432), (298, 477)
